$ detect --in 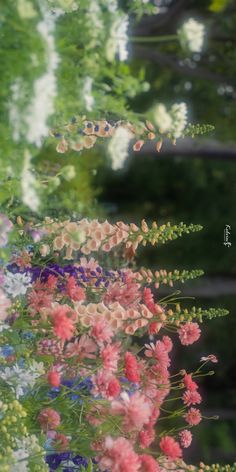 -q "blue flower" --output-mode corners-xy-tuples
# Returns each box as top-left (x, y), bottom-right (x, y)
(1, 345), (14, 357)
